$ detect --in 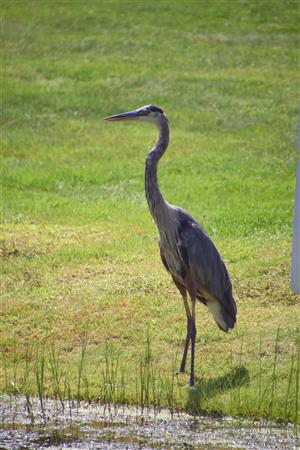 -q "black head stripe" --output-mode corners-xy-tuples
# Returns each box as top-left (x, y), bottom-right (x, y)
(148, 105), (164, 114)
